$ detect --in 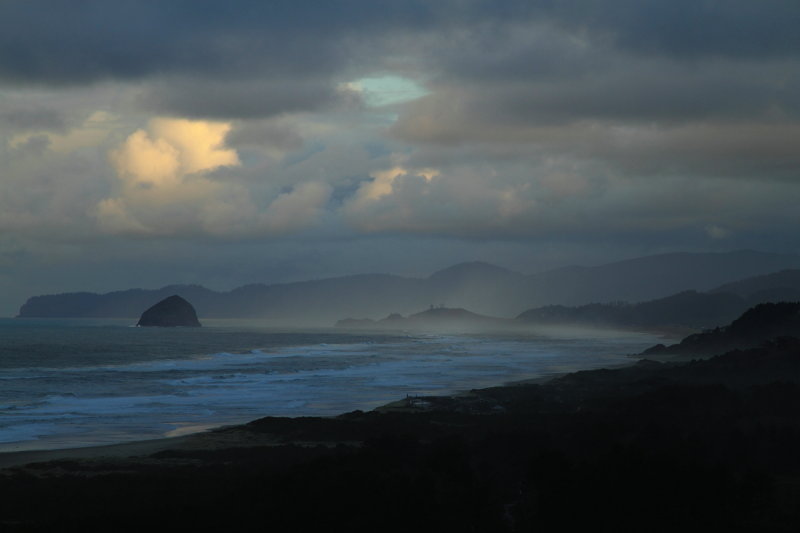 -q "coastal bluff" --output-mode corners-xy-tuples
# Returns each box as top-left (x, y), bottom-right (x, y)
(137, 295), (202, 327)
